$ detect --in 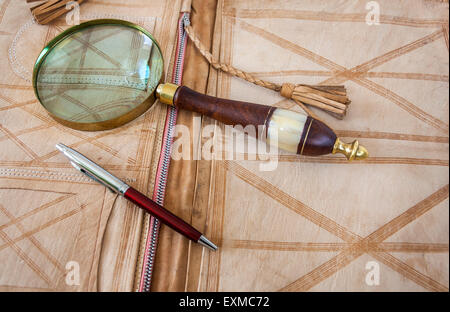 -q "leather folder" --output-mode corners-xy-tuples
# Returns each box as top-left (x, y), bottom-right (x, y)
(0, 0), (448, 292)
